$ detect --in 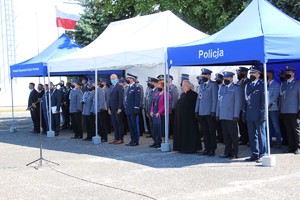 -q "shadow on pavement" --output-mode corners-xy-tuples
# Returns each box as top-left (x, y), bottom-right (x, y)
(0, 115), (286, 168)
